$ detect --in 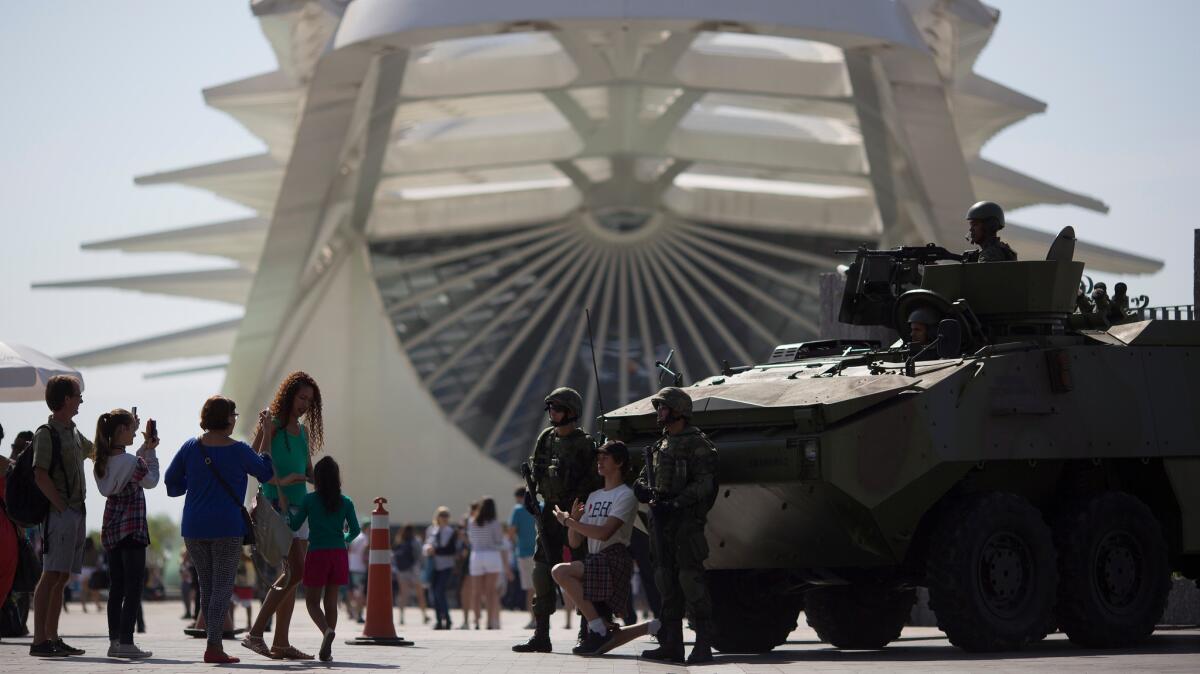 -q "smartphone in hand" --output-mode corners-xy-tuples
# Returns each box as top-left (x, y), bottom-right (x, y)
(147, 418), (158, 440)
